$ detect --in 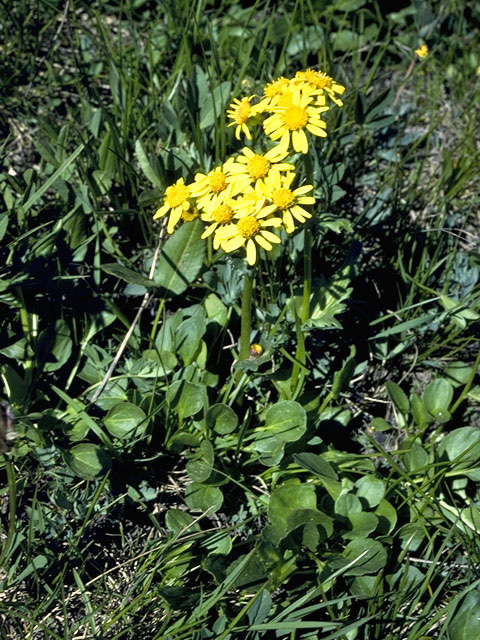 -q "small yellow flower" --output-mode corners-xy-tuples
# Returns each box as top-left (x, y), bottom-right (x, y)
(225, 146), (295, 191)
(200, 192), (238, 247)
(294, 69), (346, 107)
(476, 65), (480, 77)
(190, 163), (240, 206)
(249, 343), (264, 358)
(226, 96), (263, 141)
(415, 44), (428, 59)
(215, 201), (282, 266)
(260, 172), (315, 233)
(263, 89), (329, 154)
(153, 177), (191, 234)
